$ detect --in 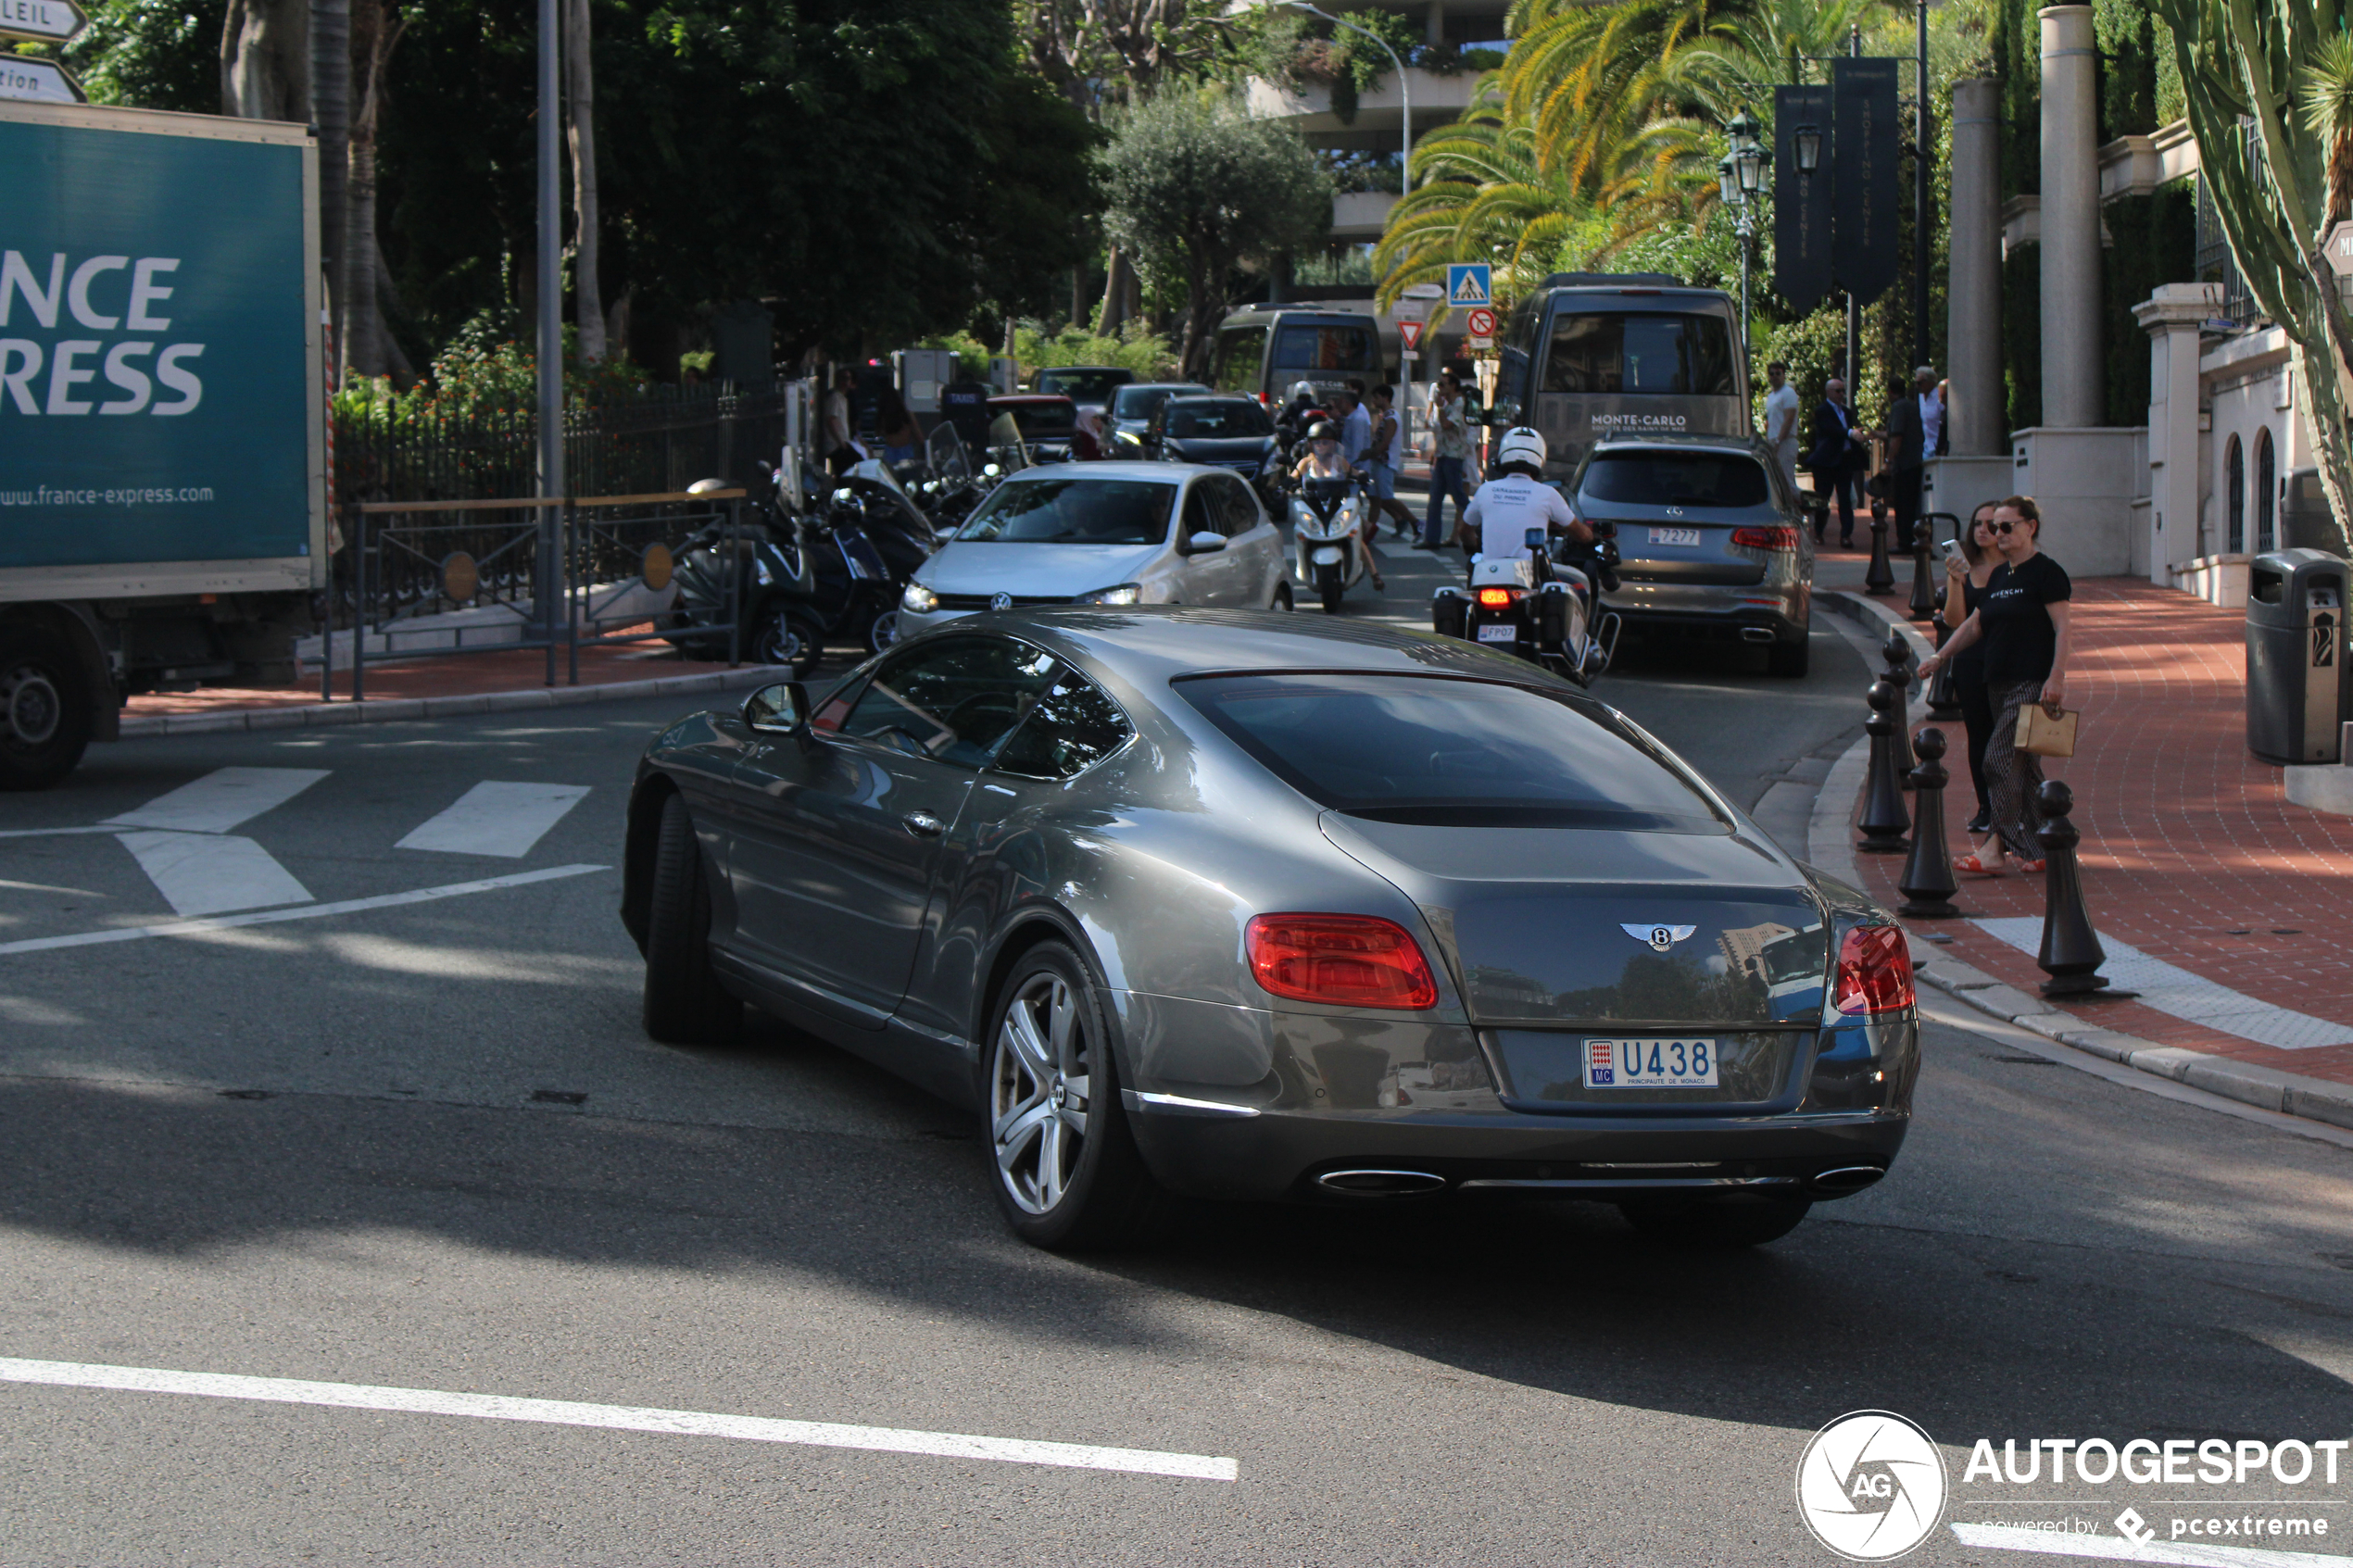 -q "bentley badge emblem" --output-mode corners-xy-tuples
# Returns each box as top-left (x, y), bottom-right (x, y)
(1624, 922), (1697, 953)
(989, 591), (1014, 612)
